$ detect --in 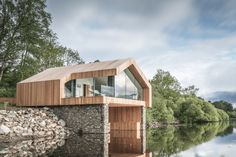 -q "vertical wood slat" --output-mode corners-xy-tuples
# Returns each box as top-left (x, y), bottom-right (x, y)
(109, 107), (142, 131)
(16, 80), (60, 106)
(15, 58), (151, 107)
